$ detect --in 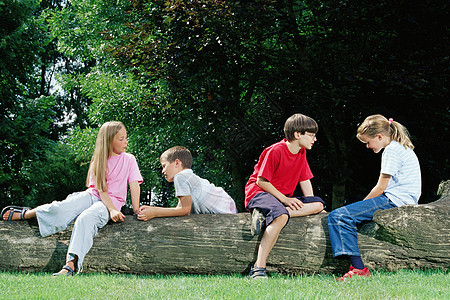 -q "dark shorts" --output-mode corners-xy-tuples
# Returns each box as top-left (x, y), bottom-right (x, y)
(247, 192), (325, 227)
